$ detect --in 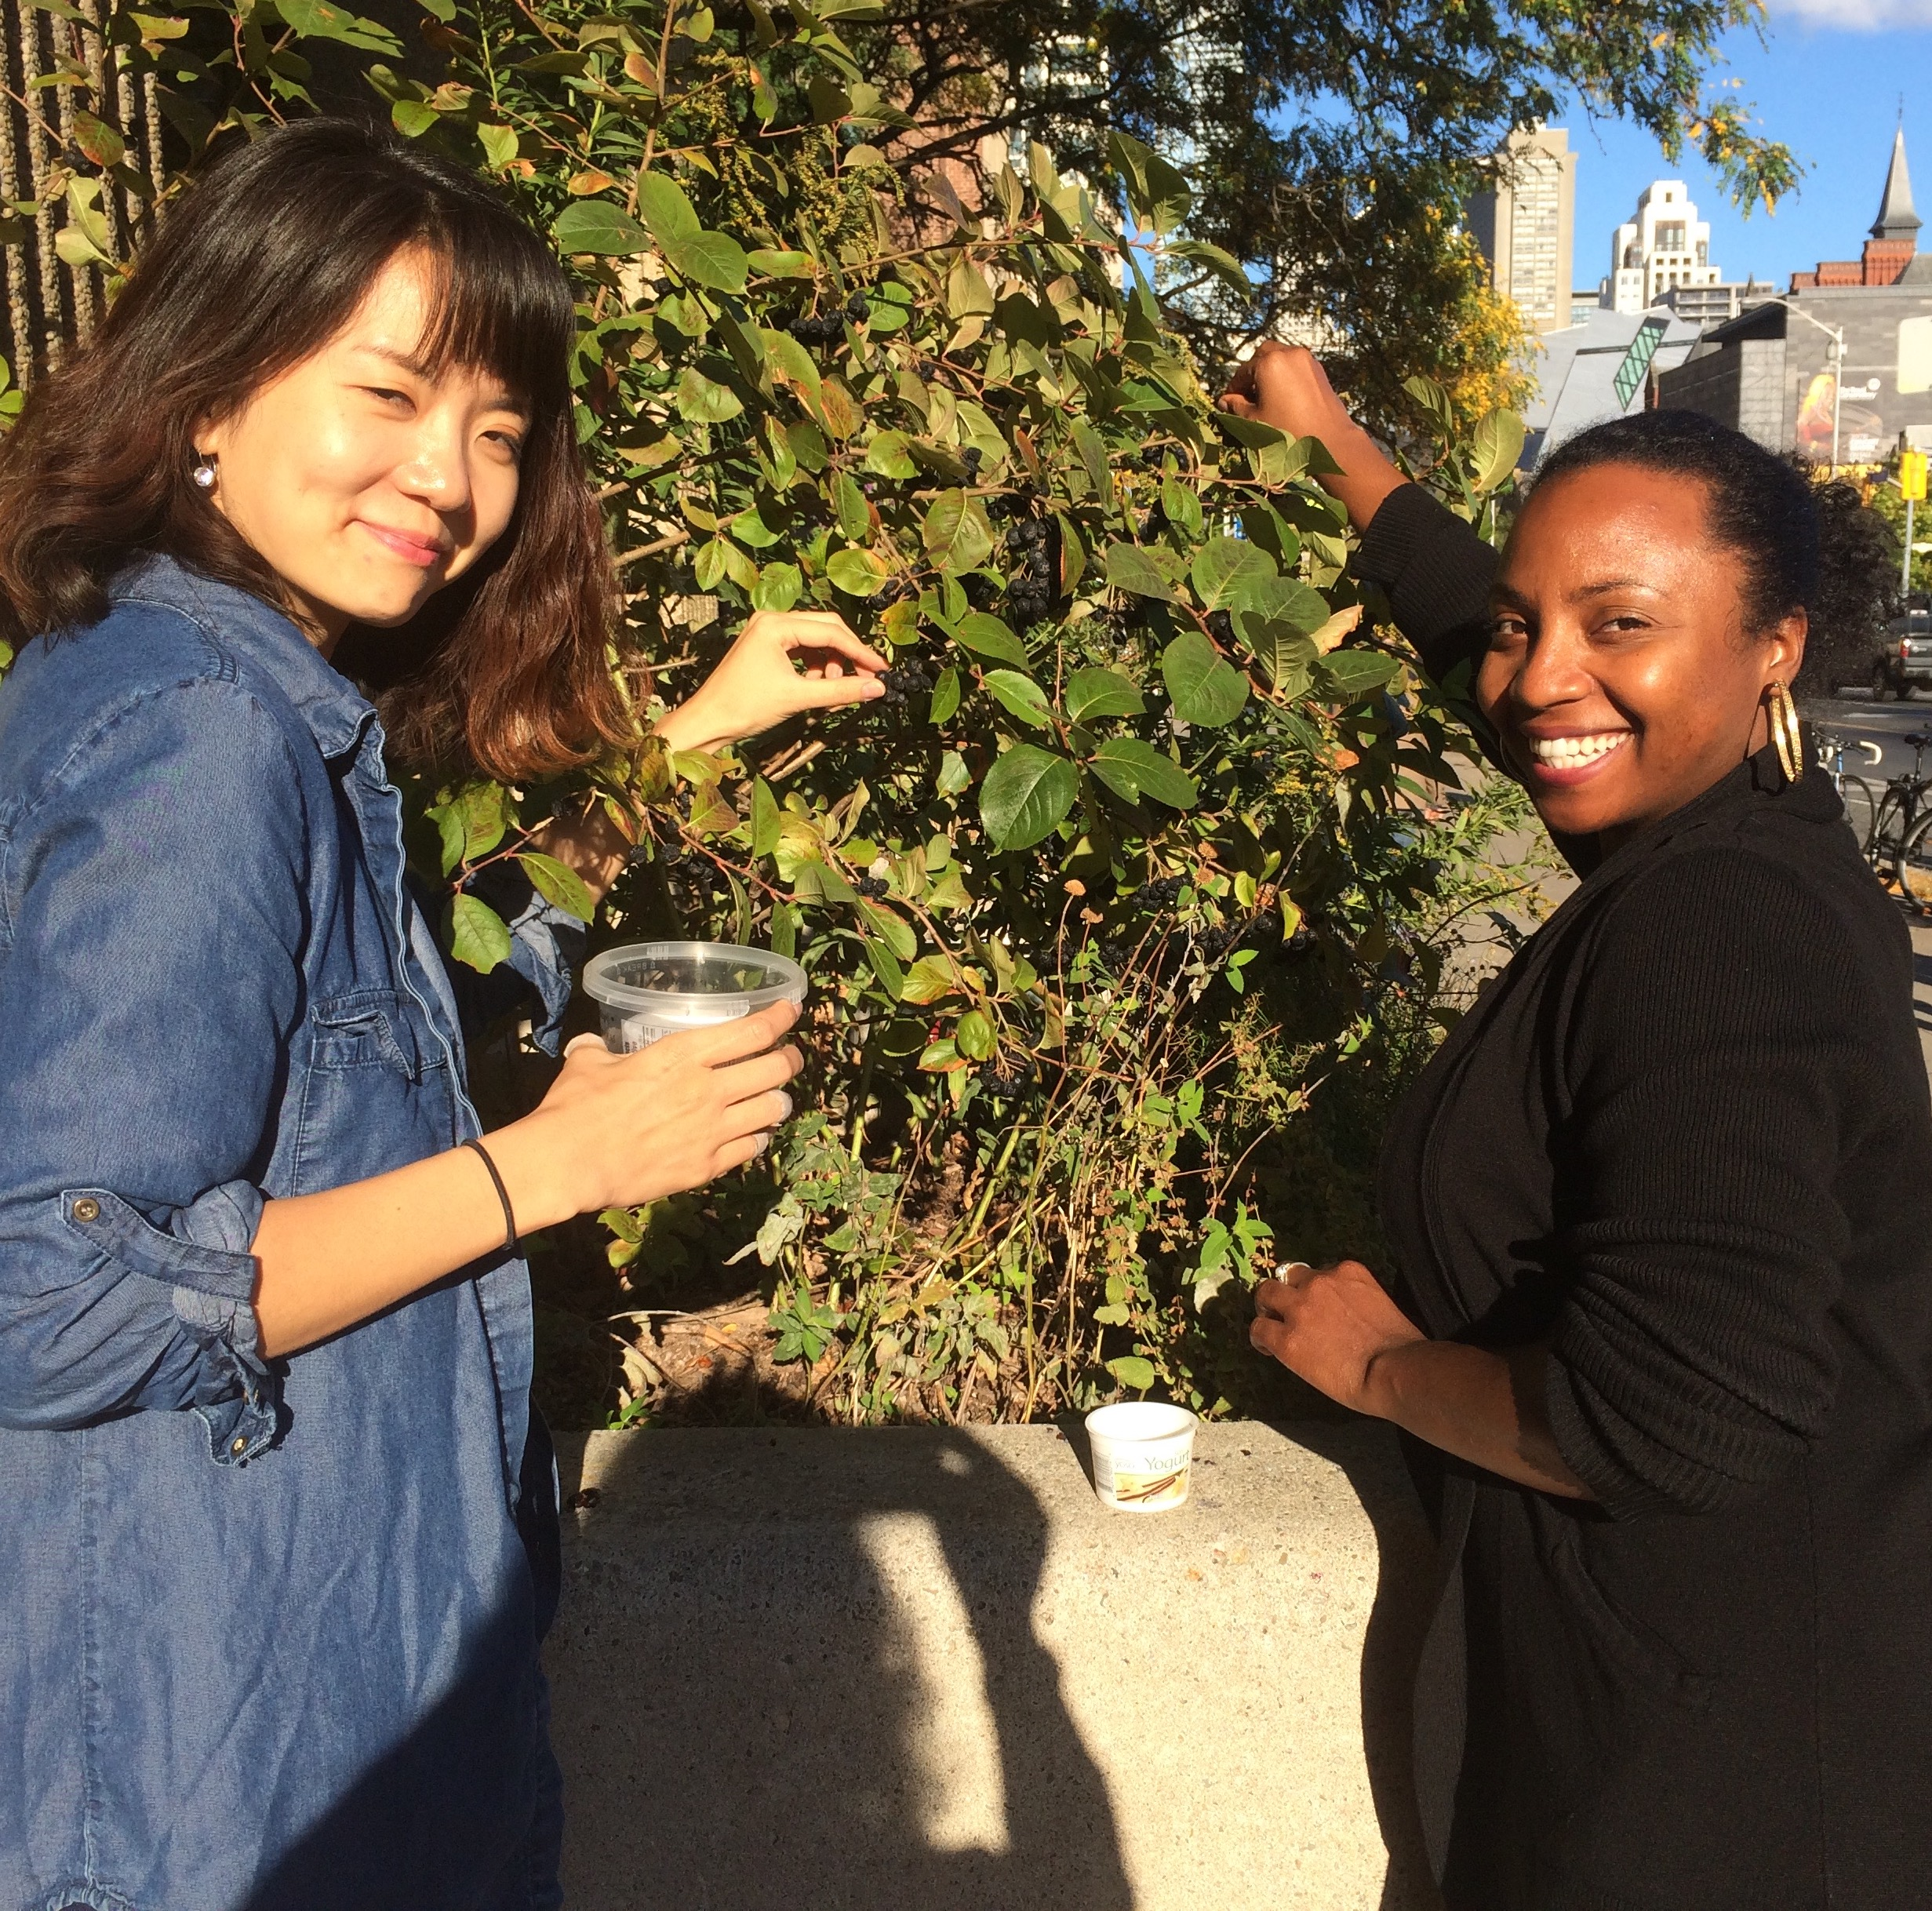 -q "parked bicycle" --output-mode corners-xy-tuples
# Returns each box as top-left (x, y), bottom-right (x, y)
(1863, 731), (1932, 912)
(1816, 730), (1883, 853)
